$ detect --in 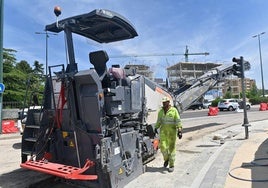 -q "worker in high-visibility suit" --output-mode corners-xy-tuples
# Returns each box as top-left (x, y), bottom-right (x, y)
(155, 96), (182, 172)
